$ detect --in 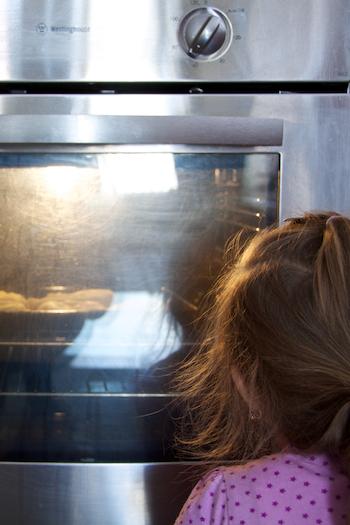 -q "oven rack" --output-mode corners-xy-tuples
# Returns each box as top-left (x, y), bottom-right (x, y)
(0, 344), (176, 395)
